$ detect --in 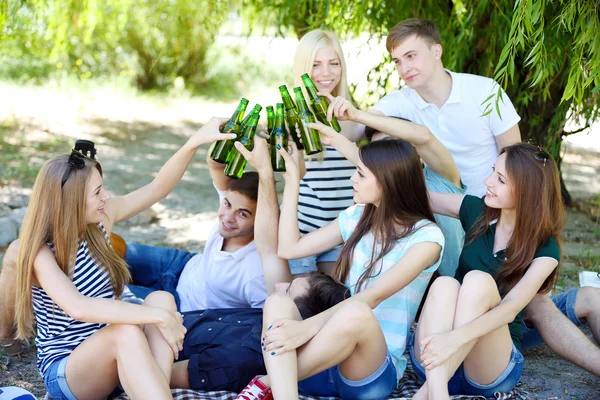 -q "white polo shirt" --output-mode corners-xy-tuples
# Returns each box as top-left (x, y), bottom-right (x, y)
(176, 189), (267, 312)
(374, 70), (520, 197)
